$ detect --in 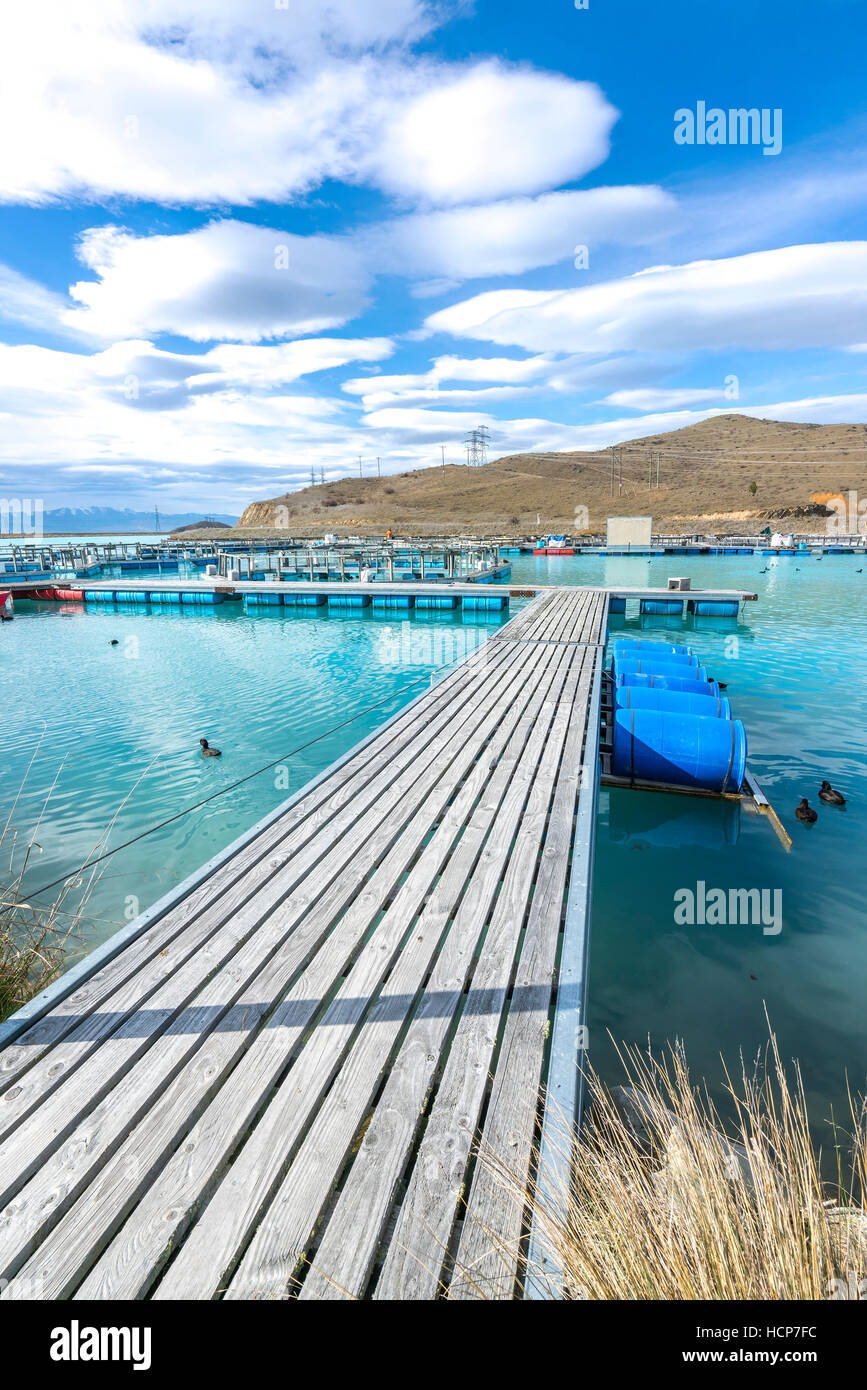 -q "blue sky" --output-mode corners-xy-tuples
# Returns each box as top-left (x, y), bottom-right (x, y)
(1, 0), (866, 513)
